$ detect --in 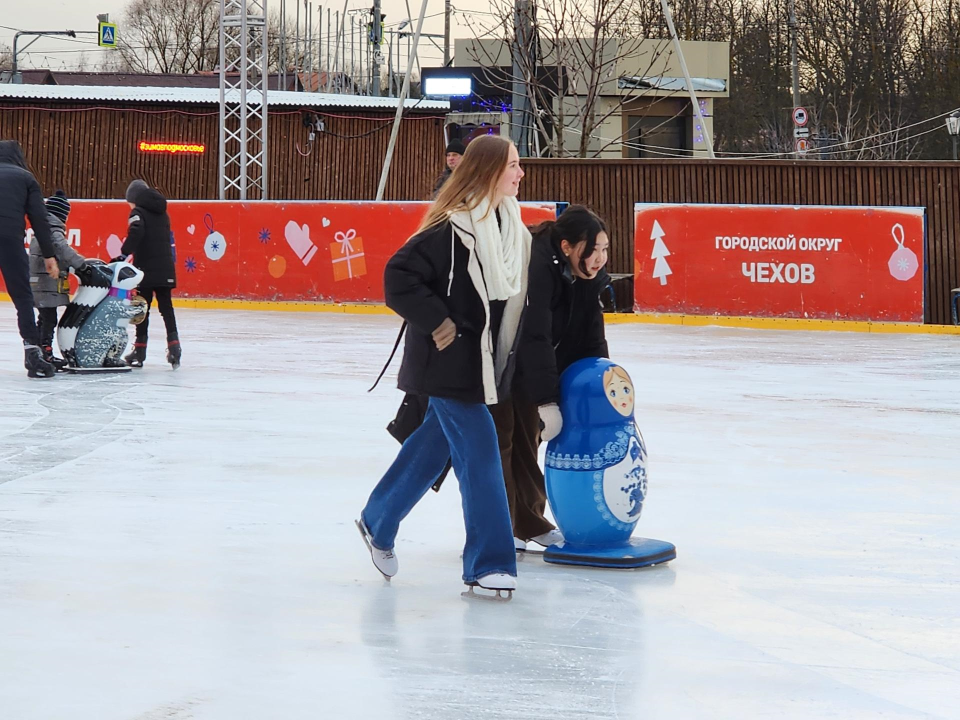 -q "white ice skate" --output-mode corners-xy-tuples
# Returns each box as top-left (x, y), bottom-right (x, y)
(355, 518), (398, 580)
(462, 573), (516, 601)
(530, 529), (564, 548)
(518, 529), (564, 556)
